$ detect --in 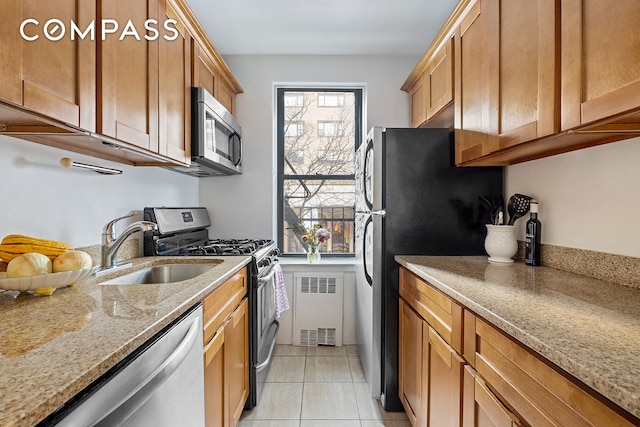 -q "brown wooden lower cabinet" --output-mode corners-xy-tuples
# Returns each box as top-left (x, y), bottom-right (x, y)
(398, 266), (640, 427)
(399, 269), (464, 427)
(463, 366), (522, 427)
(399, 299), (427, 426)
(428, 327), (464, 427)
(204, 324), (225, 427)
(470, 315), (637, 427)
(202, 268), (249, 427)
